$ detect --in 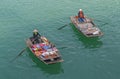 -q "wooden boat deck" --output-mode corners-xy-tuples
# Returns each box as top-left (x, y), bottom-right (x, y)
(26, 36), (63, 64)
(70, 16), (103, 37)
